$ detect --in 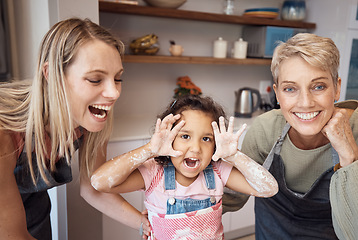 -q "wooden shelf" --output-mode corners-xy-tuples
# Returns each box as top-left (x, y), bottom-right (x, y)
(123, 55), (272, 65)
(99, 1), (316, 29)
